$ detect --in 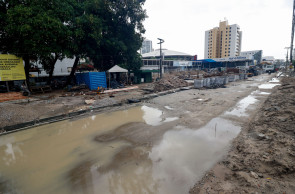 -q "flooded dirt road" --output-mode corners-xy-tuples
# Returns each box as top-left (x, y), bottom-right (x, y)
(0, 74), (276, 194)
